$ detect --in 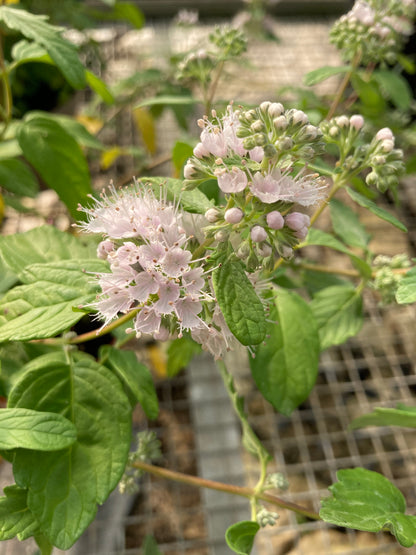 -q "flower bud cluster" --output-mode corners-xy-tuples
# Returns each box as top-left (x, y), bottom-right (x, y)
(256, 506), (280, 527)
(366, 127), (405, 193)
(176, 49), (216, 85)
(209, 26), (248, 59)
(119, 431), (162, 494)
(371, 253), (411, 304)
(321, 118), (405, 192)
(236, 101), (325, 163)
(330, 0), (416, 65)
